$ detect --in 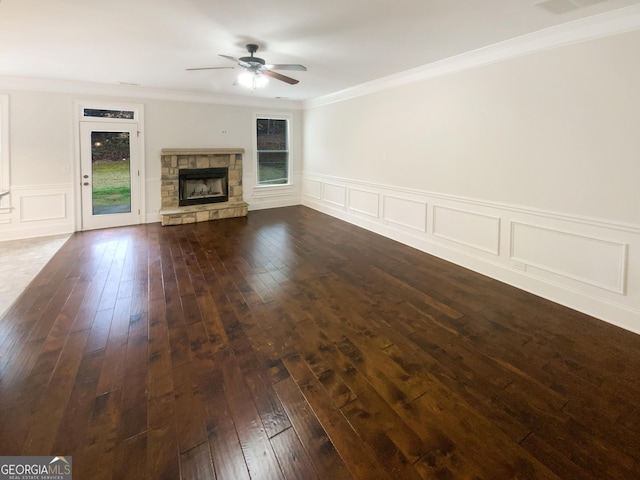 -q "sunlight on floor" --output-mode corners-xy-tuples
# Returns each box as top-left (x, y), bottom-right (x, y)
(0, 234), (71, 318)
